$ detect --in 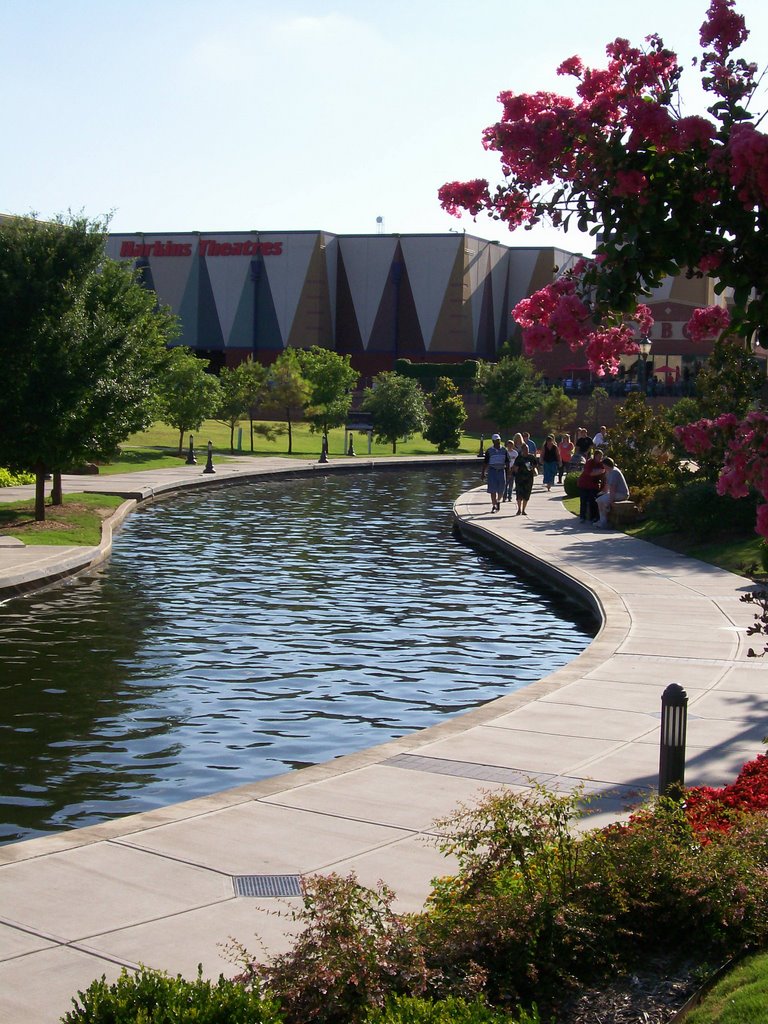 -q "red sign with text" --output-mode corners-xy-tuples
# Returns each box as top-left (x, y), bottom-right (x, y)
(119, 239), (283, 258)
